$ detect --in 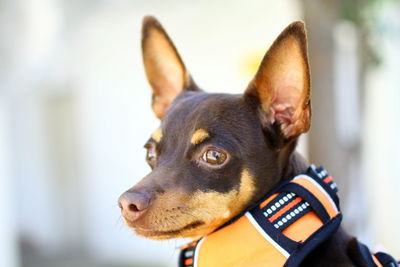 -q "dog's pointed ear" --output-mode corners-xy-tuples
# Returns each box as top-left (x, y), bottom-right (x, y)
(142, 16), (198, 119)
(245, 21), (311, 140)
